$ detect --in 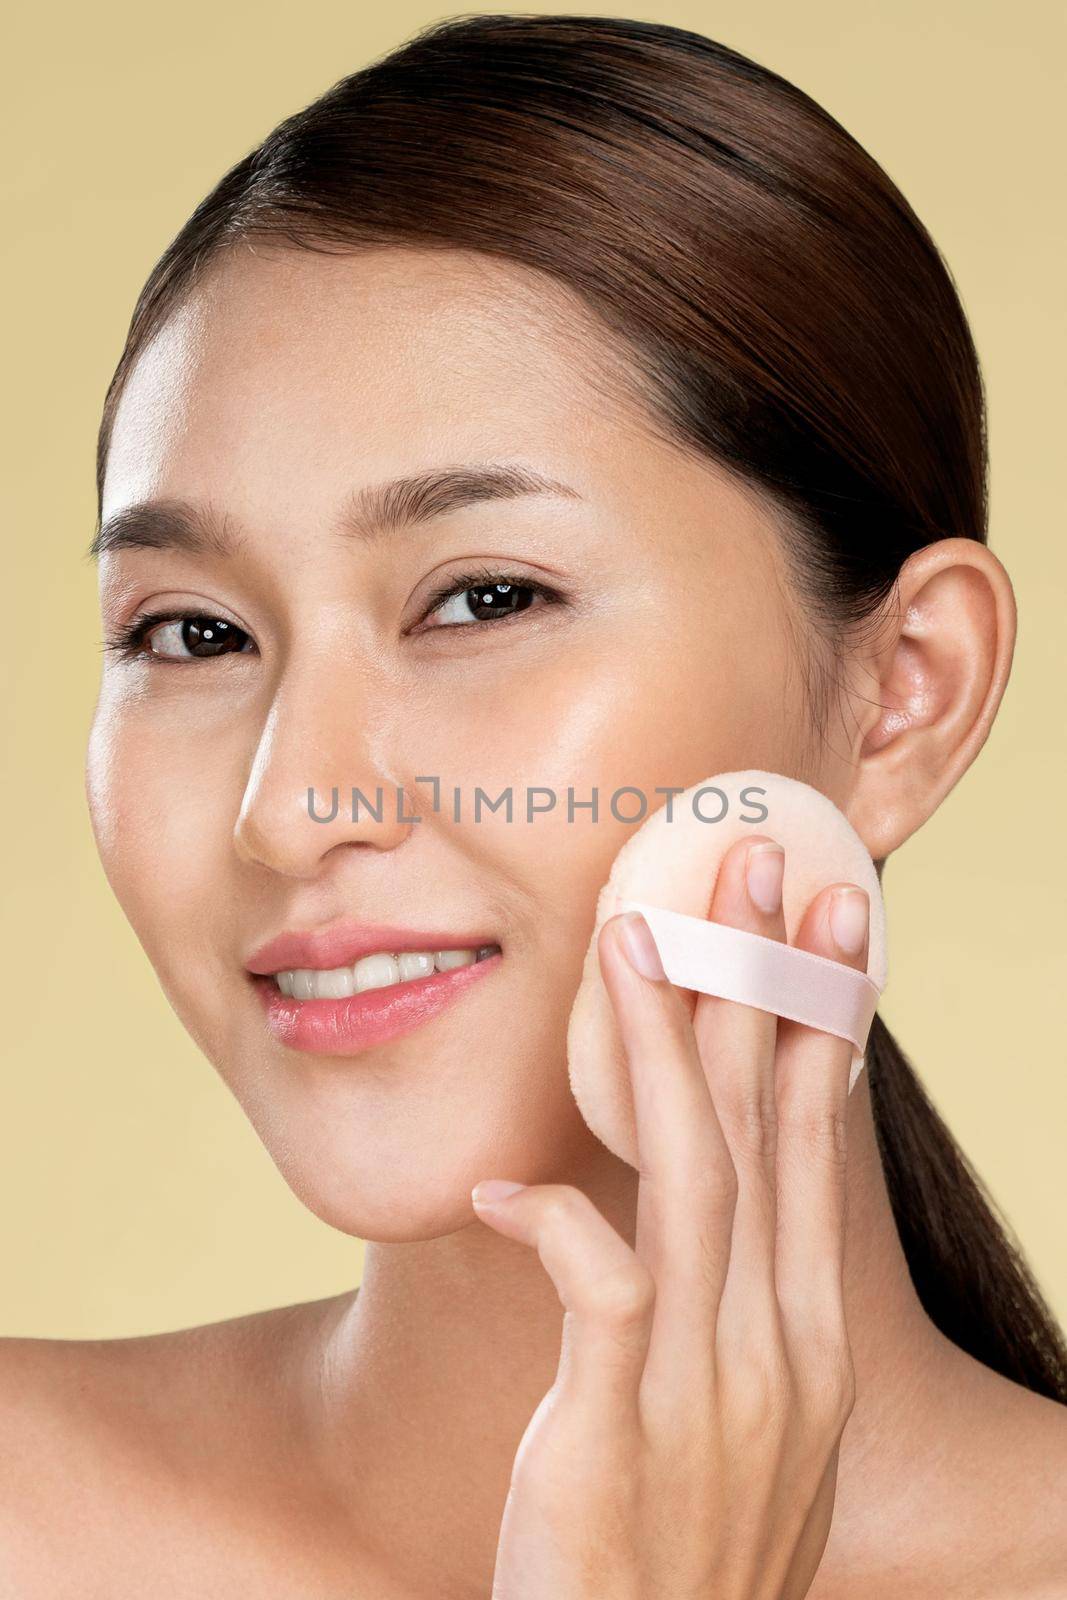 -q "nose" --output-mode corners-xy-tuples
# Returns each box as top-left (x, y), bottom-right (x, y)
(233, 679), (413, 877)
